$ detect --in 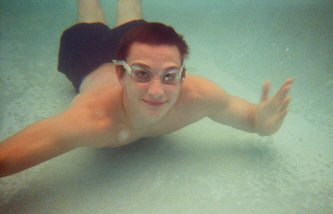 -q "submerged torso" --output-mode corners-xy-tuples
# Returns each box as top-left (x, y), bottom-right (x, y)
(67, 63), (208, 148)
